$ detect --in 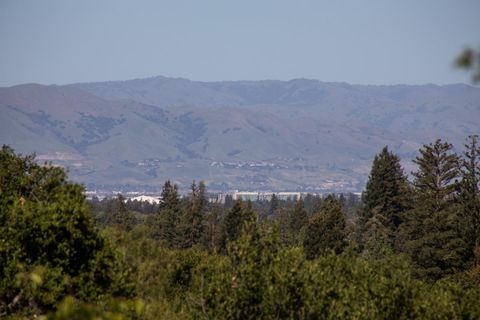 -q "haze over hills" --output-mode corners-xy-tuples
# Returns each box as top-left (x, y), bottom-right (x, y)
(1, 76), (479, 192)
